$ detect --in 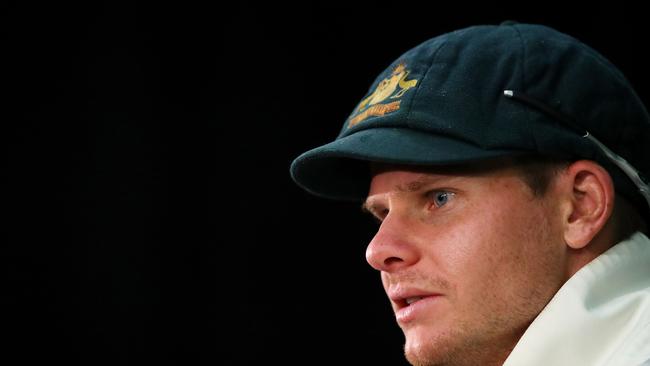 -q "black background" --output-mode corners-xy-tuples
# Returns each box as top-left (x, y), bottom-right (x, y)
(4, 1), (649, 365)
